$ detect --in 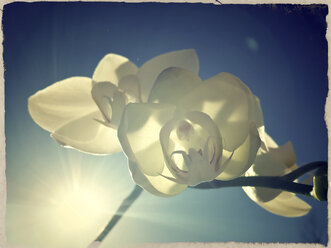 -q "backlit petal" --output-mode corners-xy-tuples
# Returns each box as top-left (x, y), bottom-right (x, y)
(118, 74), (142, 103)
(148, 67), (202, 105)
(51, 110), (122, 155)
(252, 191), (311, 217)
(28, 77), (97, 133)
(178, 72), (259, 151)
(93, 54), (138, 85)
(118, 103), (176, 176)
(264, 132), (278, 148)
(251, 96), (264, 129)
(243, 138), (297, 203)
(243, 152), (288, 202)
(253, 97), (267, 152)
(138, 49), (199, 101)
(216, 123), (261, 180)
(128, 161), (187, 197)
(269, 141), (296, 169)
(242, 134), (310, 216)
(91, 82), (118, 122)
(91, 82), (127, 128)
